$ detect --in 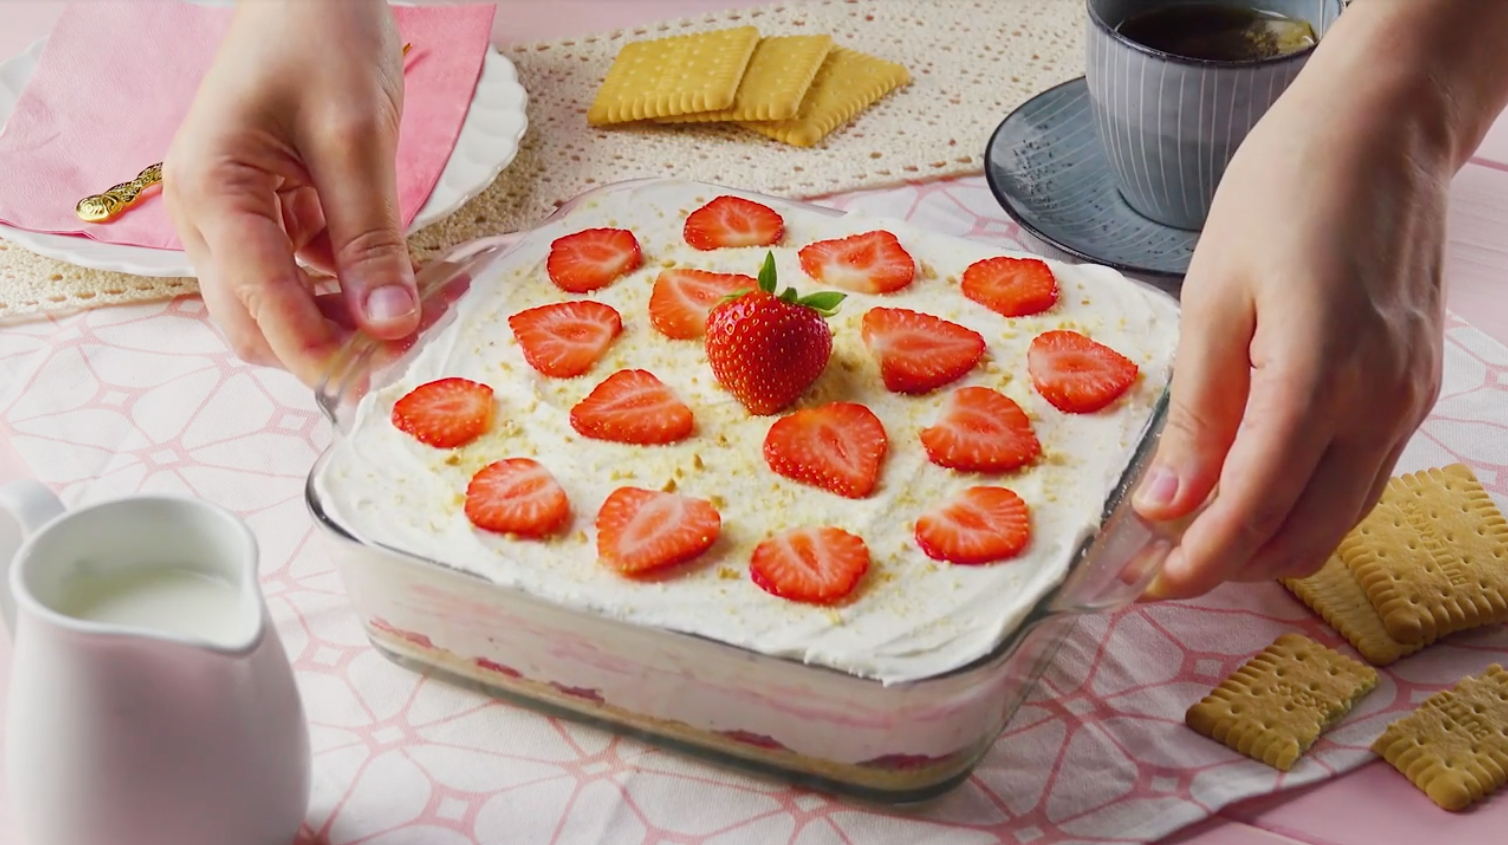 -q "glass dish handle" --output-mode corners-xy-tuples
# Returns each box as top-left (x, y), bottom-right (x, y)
(314, 234), (518, 424)
(1049, 507), (1198, 614)
(1044, 394), (1206, 615)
